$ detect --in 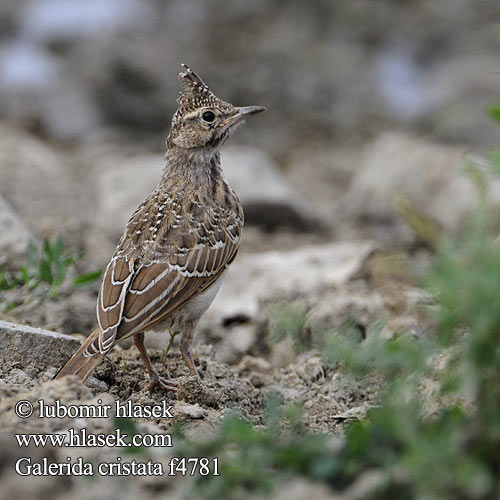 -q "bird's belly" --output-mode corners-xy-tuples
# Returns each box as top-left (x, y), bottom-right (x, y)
(148, 271), (226, 333)
(182, 272), (226, 321)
